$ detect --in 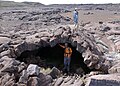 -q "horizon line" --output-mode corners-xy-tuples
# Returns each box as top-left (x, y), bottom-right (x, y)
(1, 0), (120, 5)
